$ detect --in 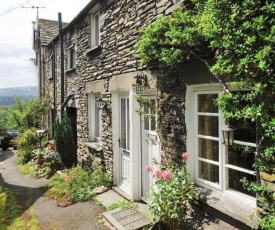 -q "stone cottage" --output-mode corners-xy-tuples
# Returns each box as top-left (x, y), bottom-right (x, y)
(33, 0), (259, 227)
